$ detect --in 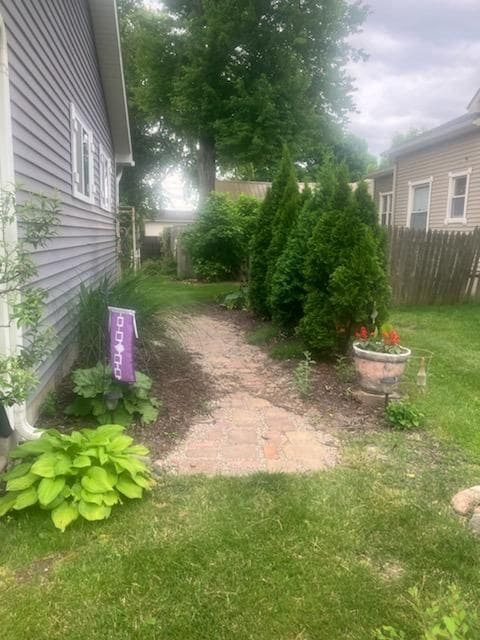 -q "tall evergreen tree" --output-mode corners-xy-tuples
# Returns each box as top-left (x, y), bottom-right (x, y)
(249, 149), (296, 317)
